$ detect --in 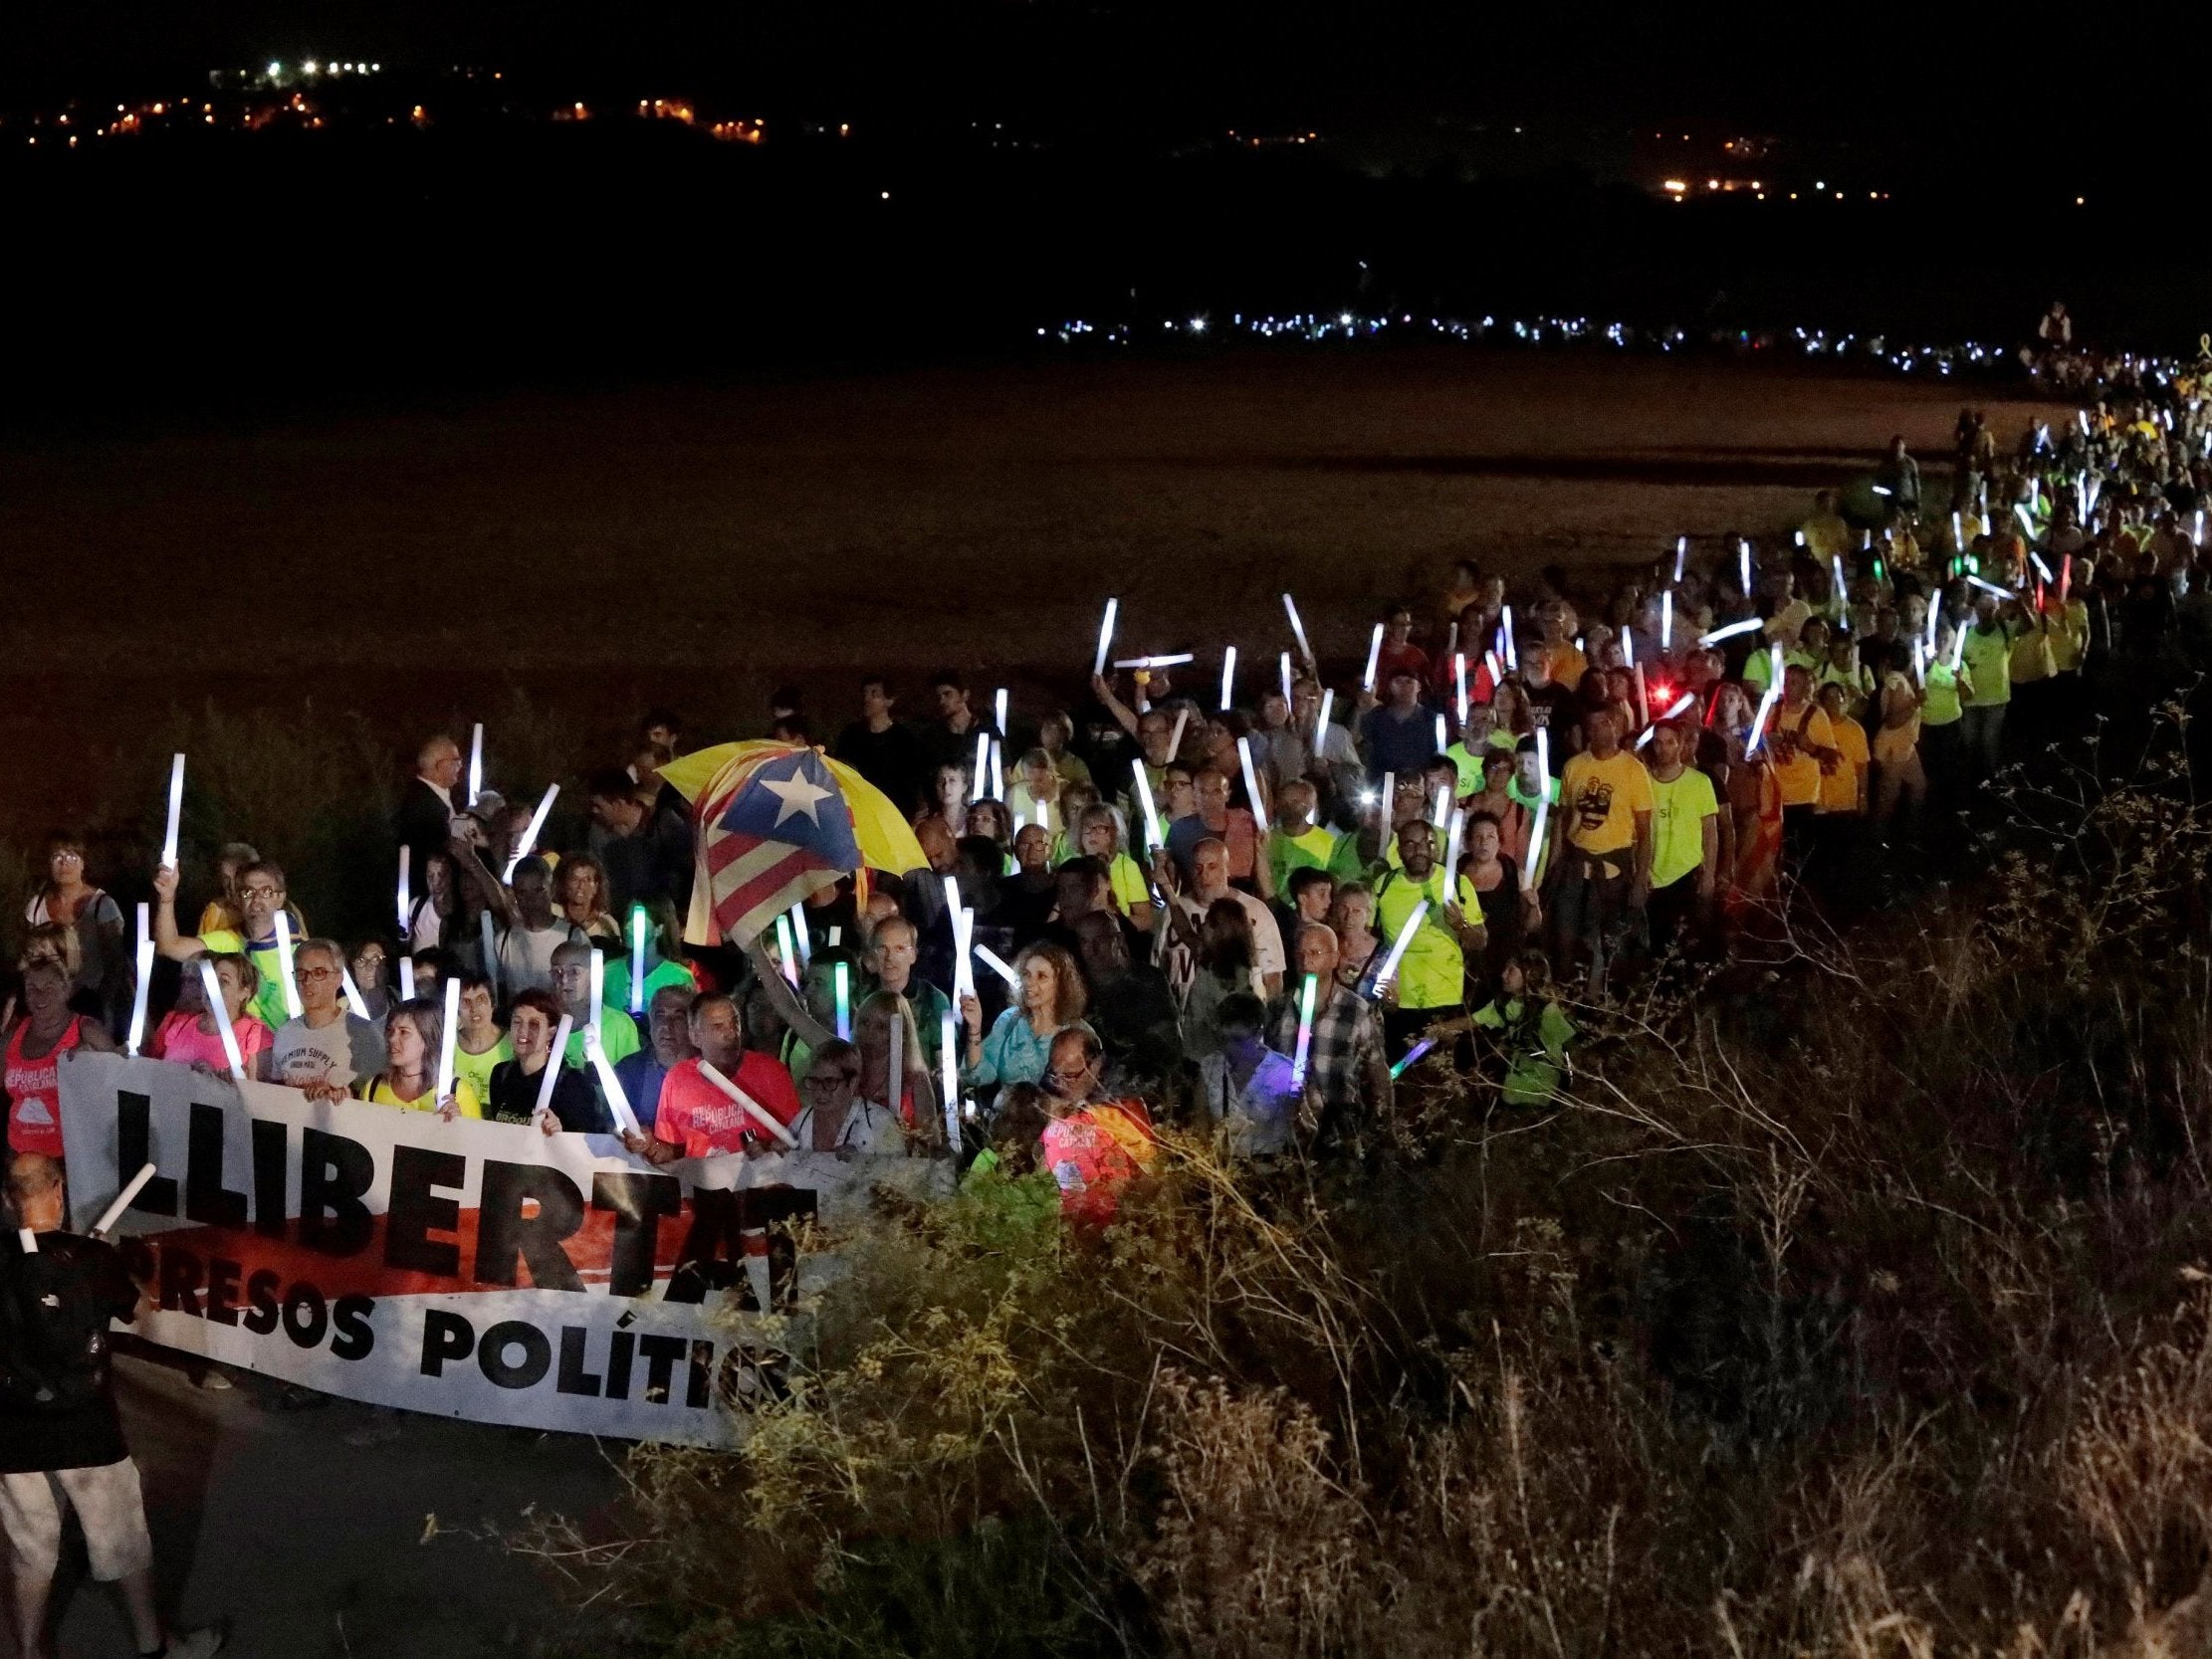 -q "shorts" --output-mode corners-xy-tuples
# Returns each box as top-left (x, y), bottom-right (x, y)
(0, 1457), (153, 1581)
